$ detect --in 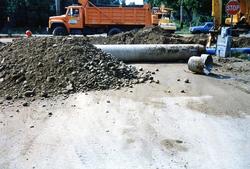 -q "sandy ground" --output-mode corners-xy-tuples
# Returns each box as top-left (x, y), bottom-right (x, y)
(0, 64), (249, 169)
